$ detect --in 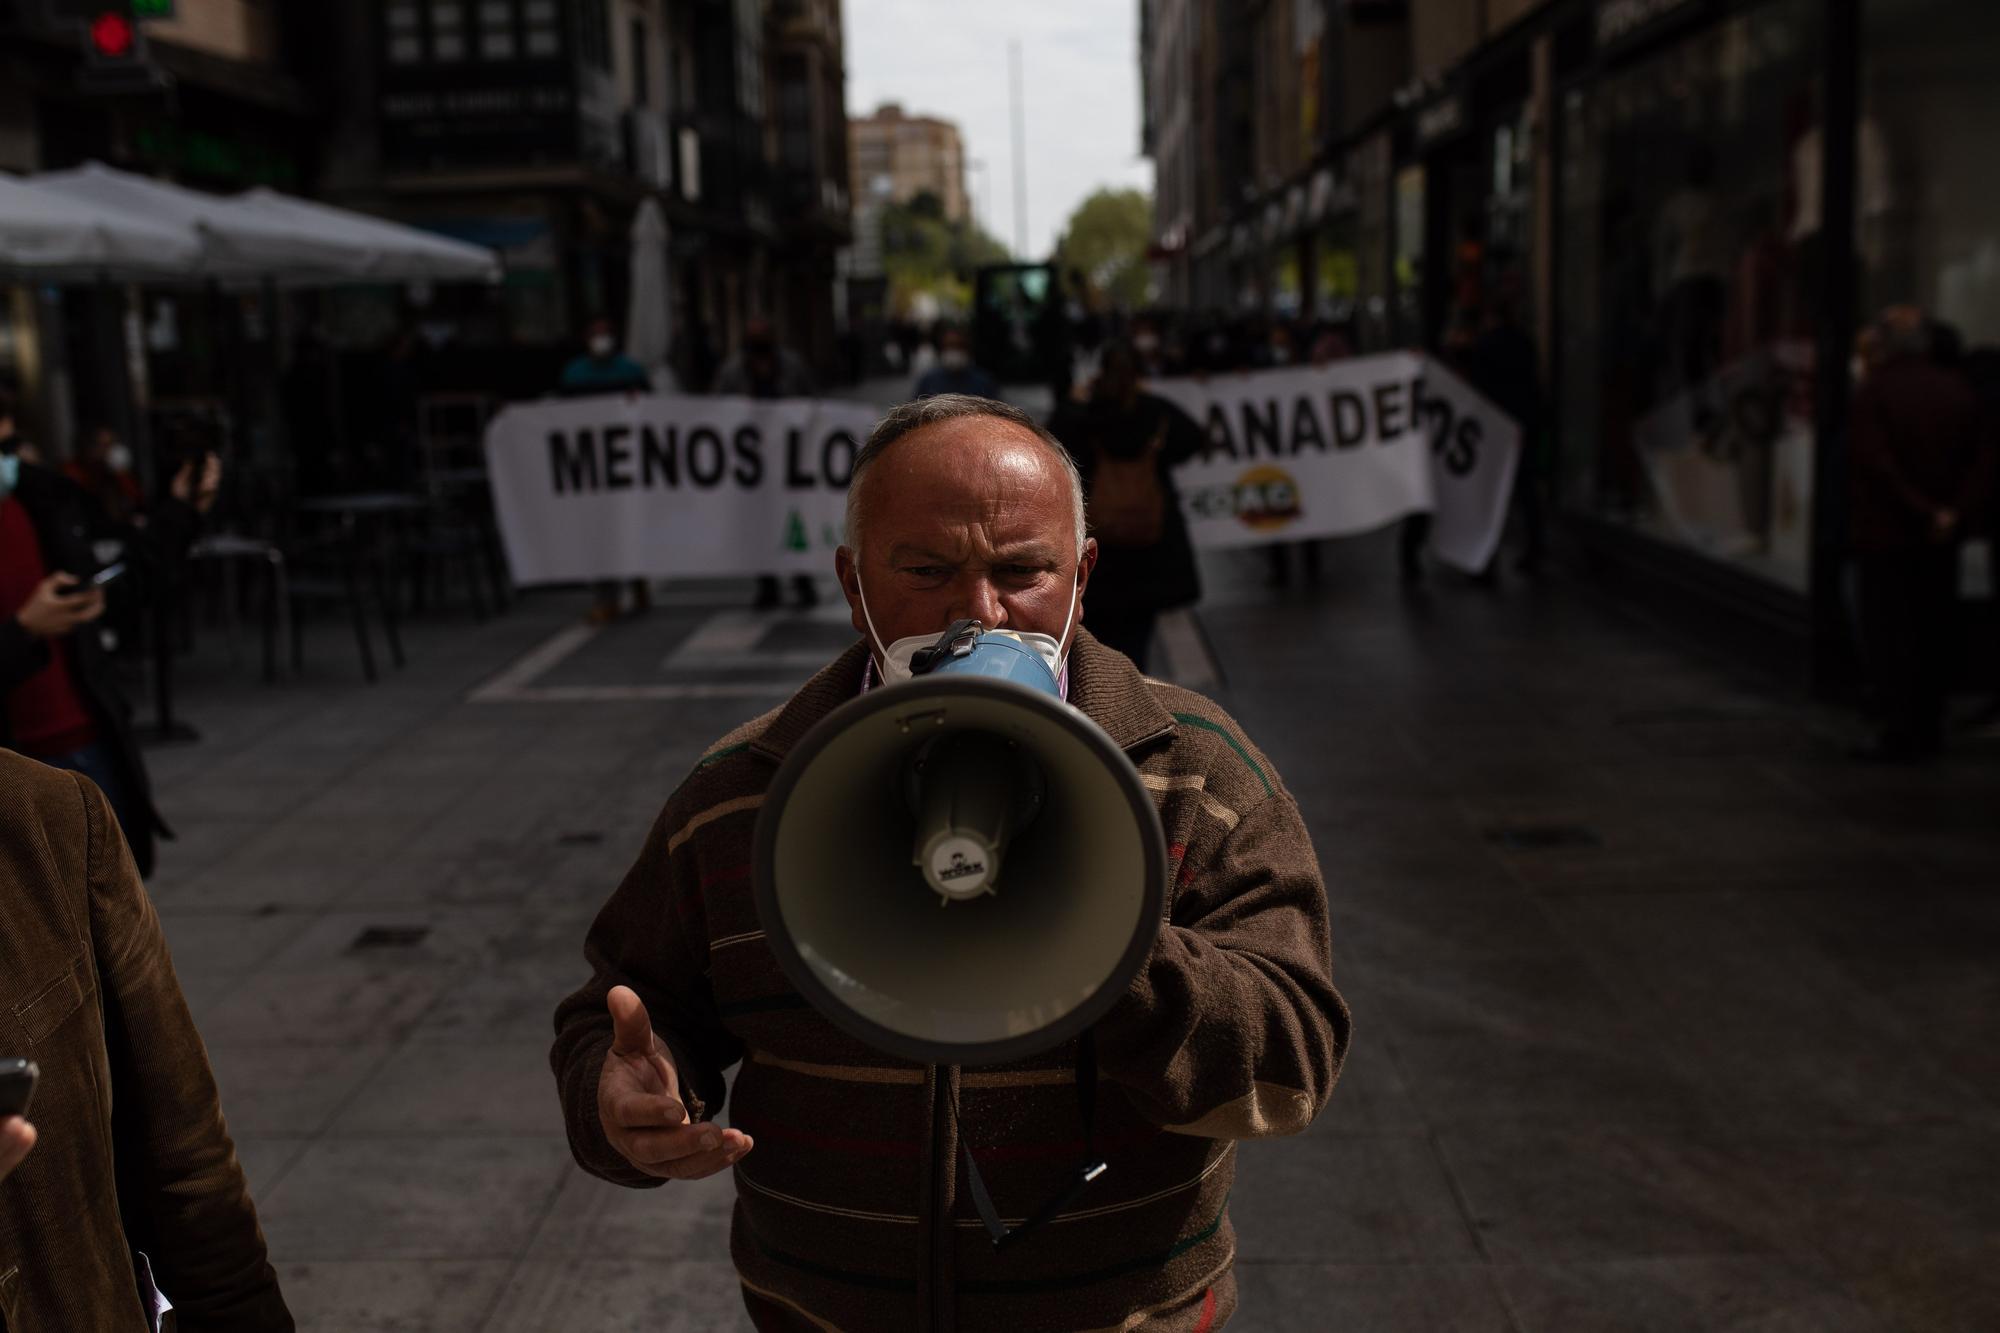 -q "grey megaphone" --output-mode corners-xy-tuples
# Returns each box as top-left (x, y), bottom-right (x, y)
(753, 621), (1166, 1066)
